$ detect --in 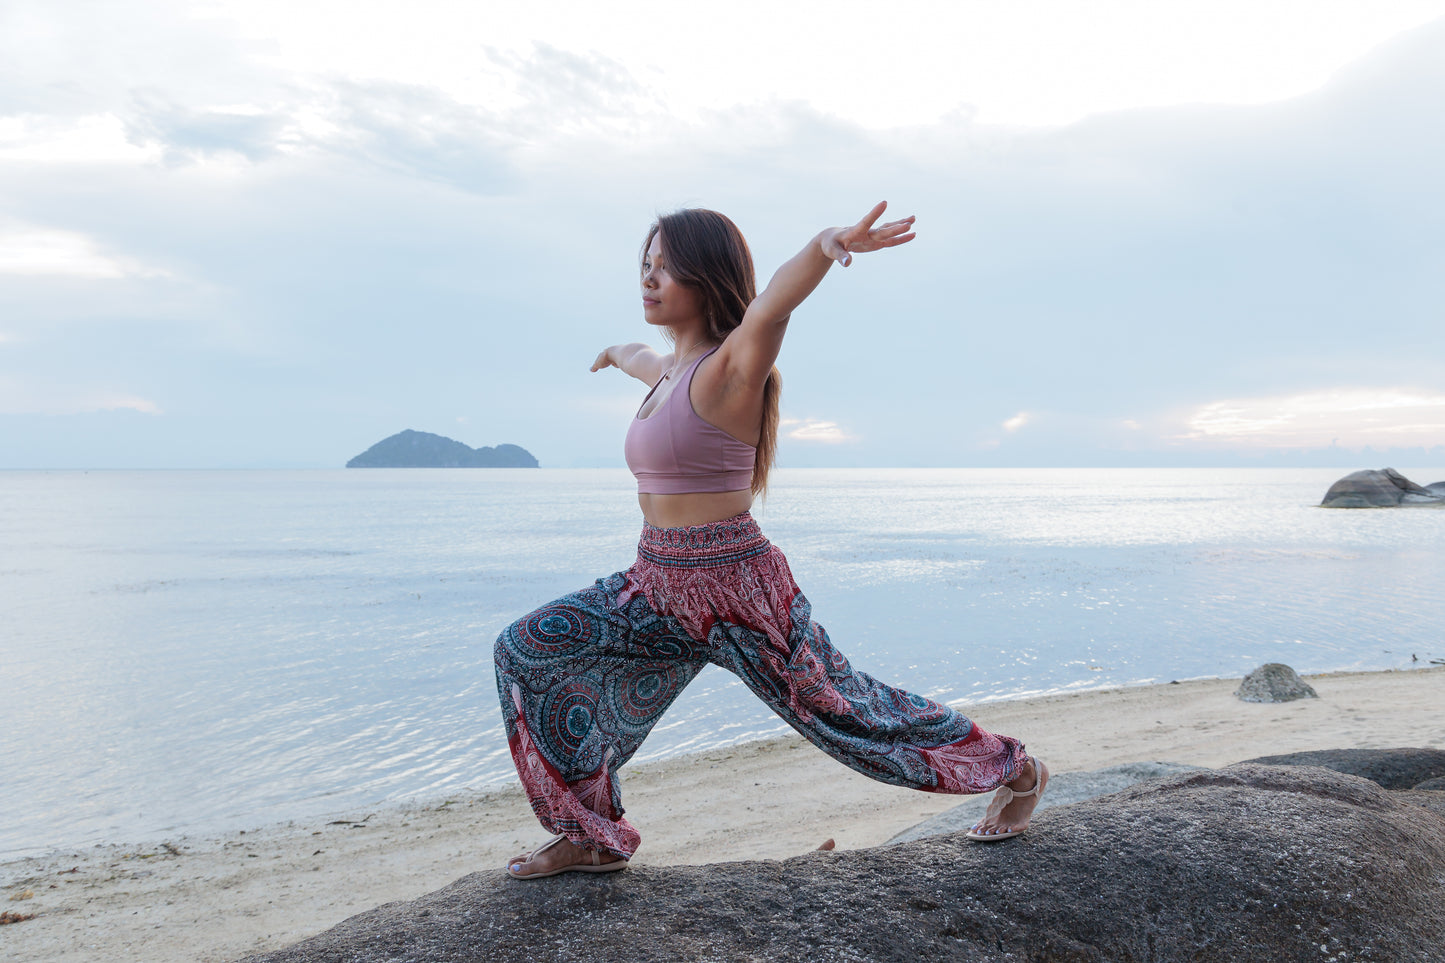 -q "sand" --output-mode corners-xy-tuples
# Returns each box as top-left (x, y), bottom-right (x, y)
(3, 667), (1441, 963)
